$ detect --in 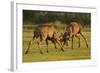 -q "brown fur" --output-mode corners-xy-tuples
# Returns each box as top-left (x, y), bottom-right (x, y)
(25, 23), (64, 54)
(62, 22), (88, 49)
